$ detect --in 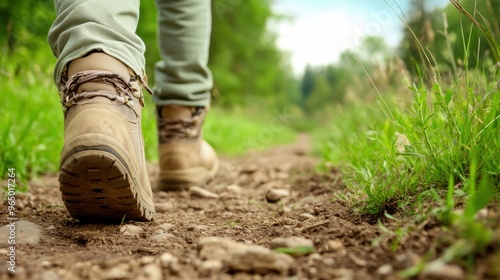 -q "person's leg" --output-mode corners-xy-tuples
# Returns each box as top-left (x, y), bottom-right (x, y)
(154, 0), (212, 106)
(48, 0), (155, 221)
(154, 0), (218, 191)
(48, 0), (147, 85)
